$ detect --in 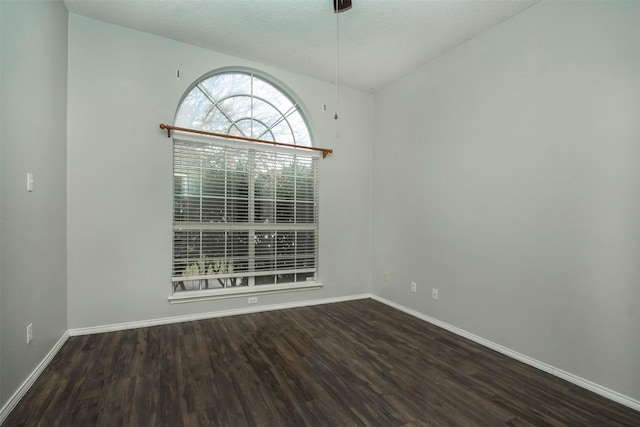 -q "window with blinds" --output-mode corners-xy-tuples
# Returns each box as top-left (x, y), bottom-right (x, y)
(170, 68), (319, 298)
(172, 136), (318, 292)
